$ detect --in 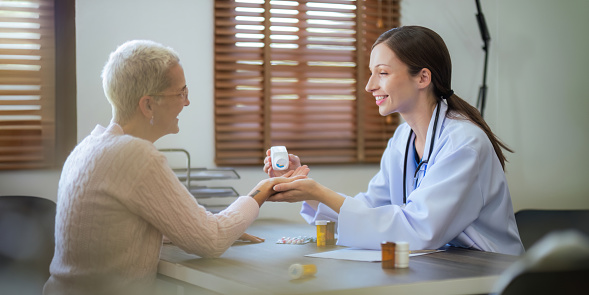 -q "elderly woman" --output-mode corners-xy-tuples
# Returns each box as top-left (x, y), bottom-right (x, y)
(44, 40), (308, 295)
